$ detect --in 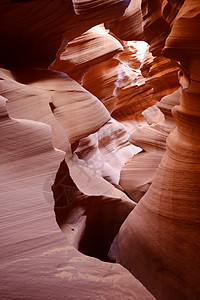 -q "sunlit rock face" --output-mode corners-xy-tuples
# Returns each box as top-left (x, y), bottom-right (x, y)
(111, 41), (155, 121)
(49, 26), (124, 82)
(83, 40), (156, 122)
(51, 24), (156, 122)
